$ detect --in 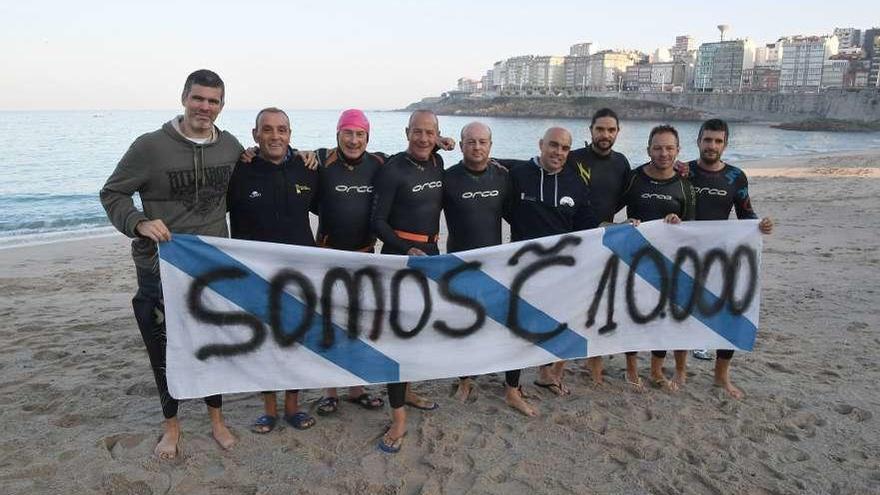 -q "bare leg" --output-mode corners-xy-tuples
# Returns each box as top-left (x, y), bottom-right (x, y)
(714, 357), (744, 399)
(587, 356), (604, 385)
(505, 385), (537, 416)
(208, 406), (236, 450)
(155, 416), (180, 459)
(625, 354), (644, 391)
(283, 390), (300, 416)
(455, 378), (474, 402)
(325, 387), (338, 399)
(650, 354), (678, 392)
(379, 407), (407, 452)
(550, 361), (566, 383)
(672, 350), (688, 388)
(348, 385), (365, 399)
